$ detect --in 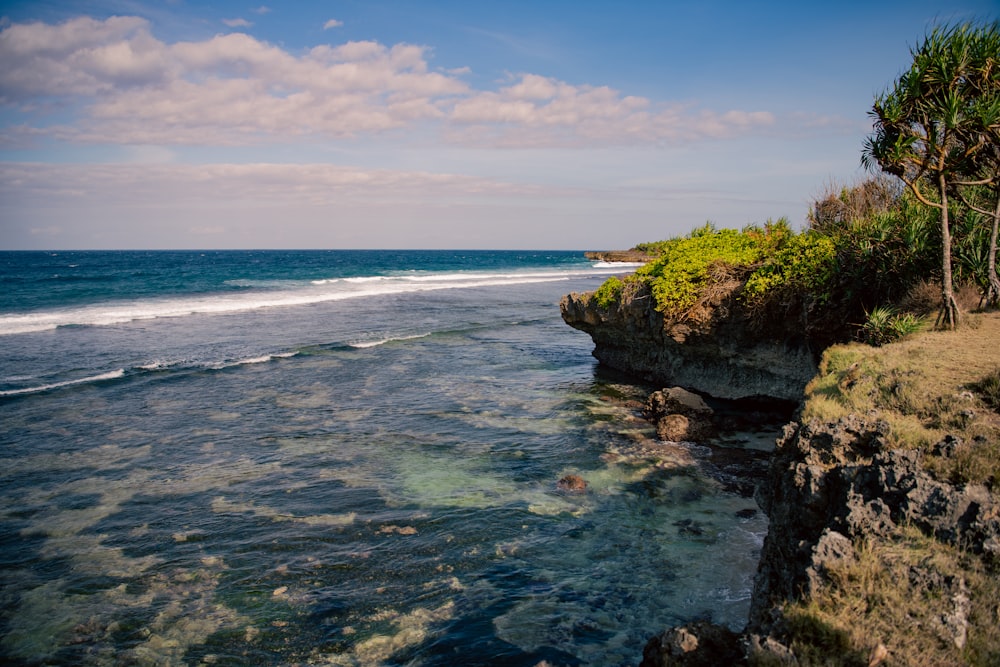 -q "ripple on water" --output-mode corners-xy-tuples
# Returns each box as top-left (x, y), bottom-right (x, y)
(0, 286), (772, 665)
